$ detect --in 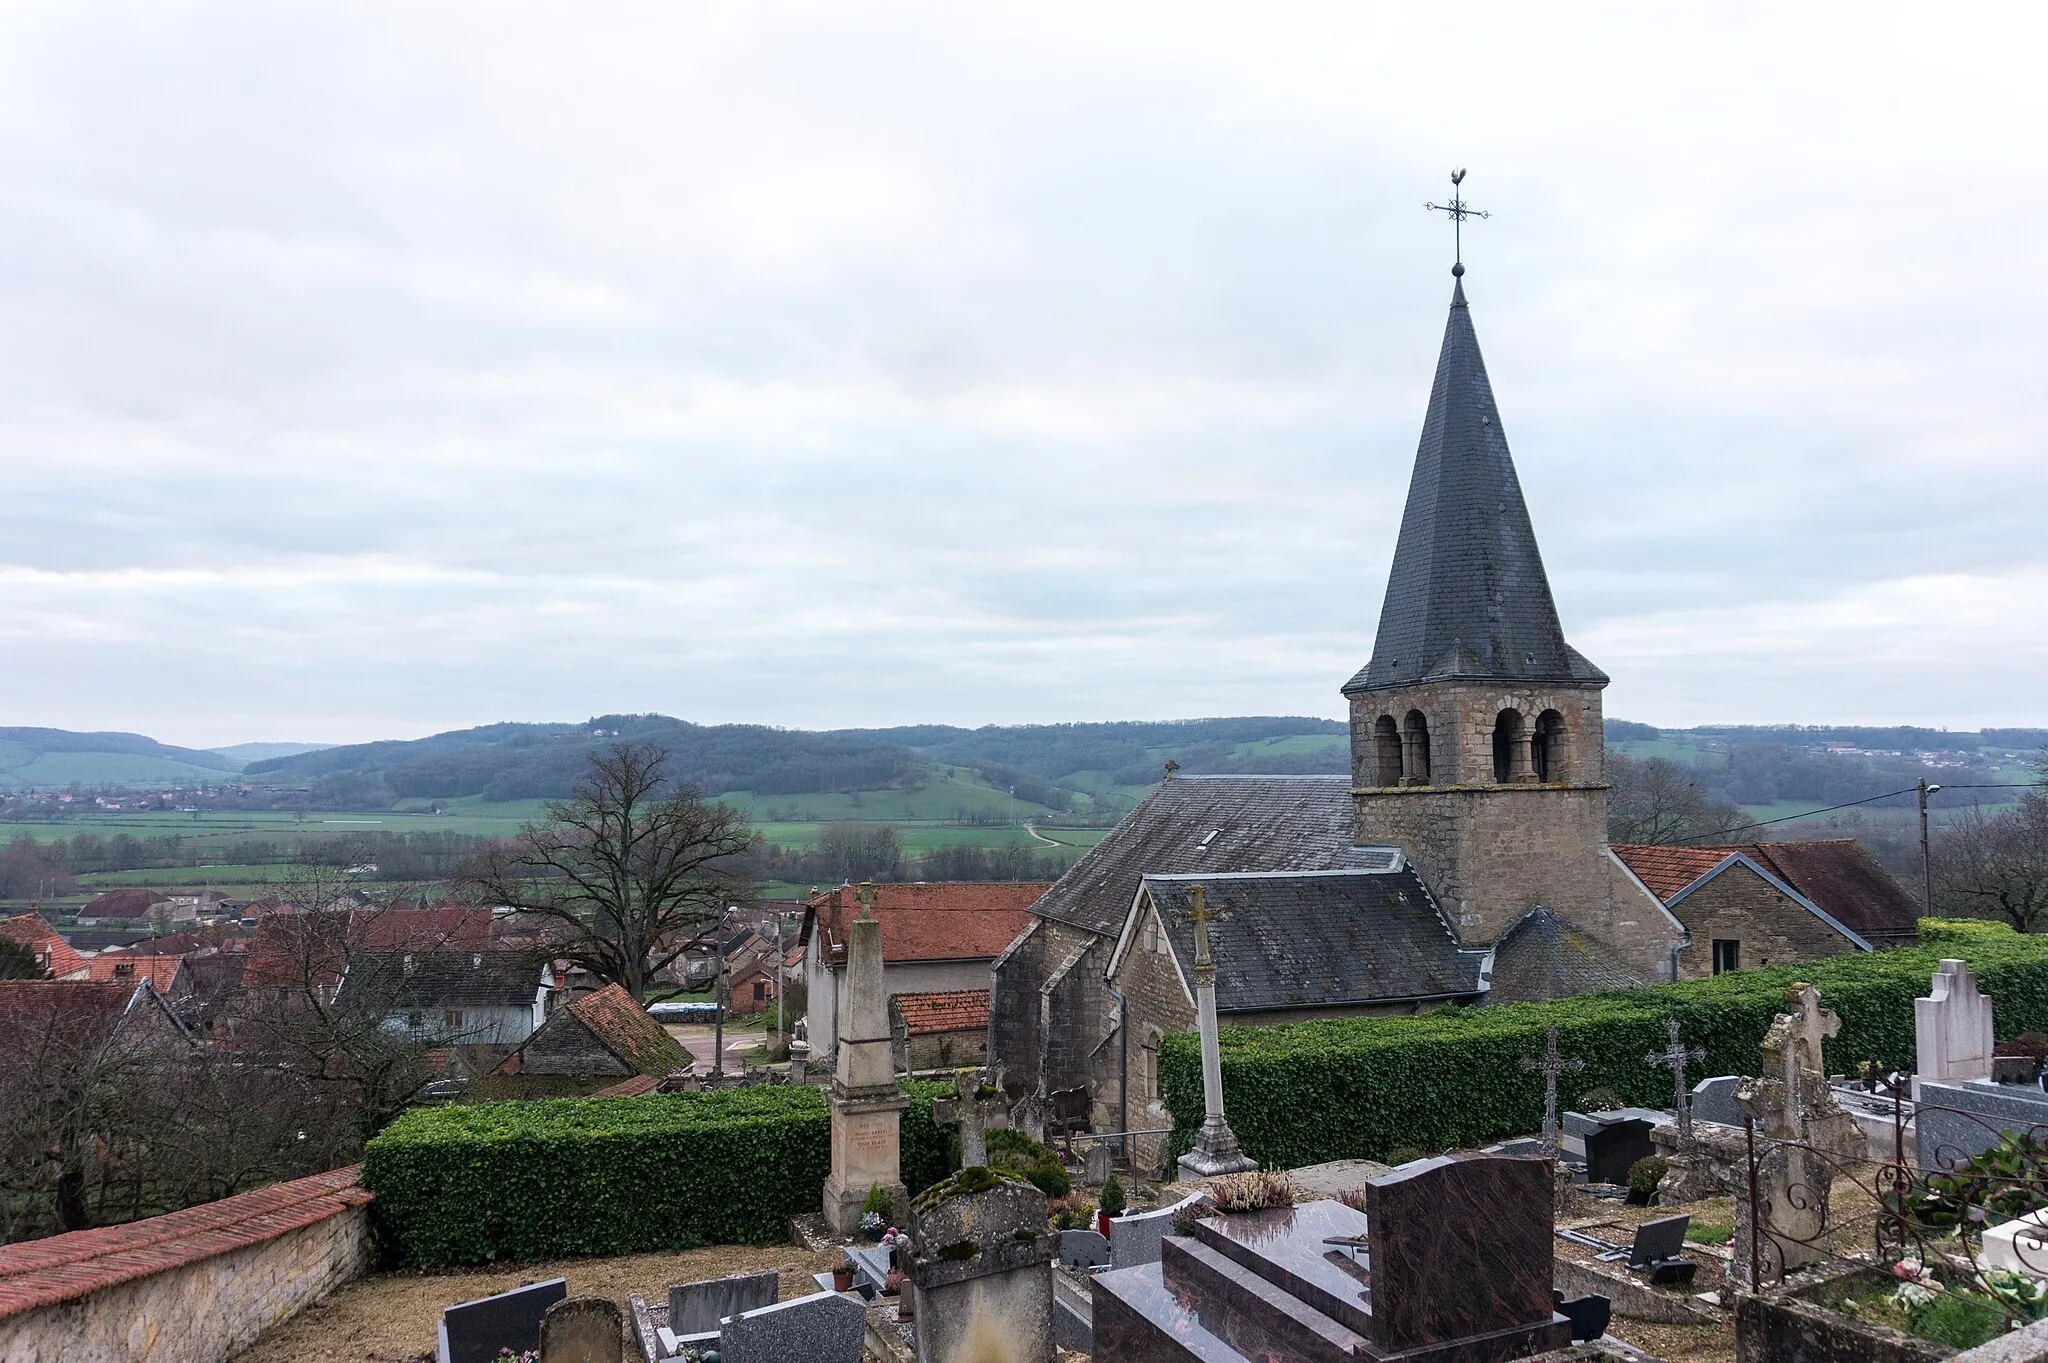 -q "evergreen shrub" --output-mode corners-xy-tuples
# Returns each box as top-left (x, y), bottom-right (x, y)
(365, 1080), (953, 1267)
(1159, 922), (2048, 1169)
